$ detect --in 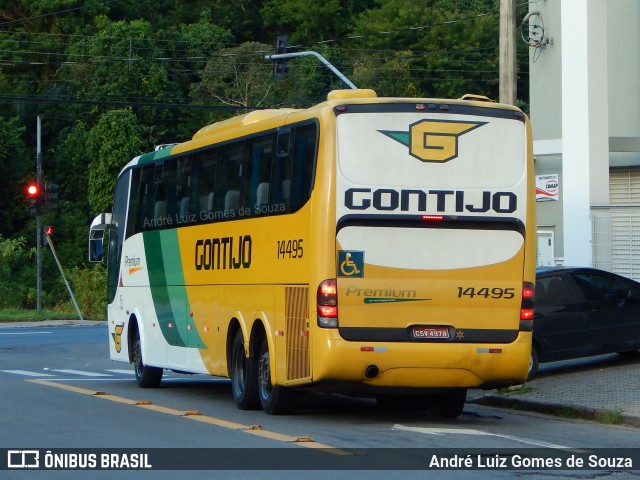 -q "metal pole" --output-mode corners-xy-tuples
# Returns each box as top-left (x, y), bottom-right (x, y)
(264, 51), (358, 90)
(44, 233), (84, 321)
(36, 115), (42, 312)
